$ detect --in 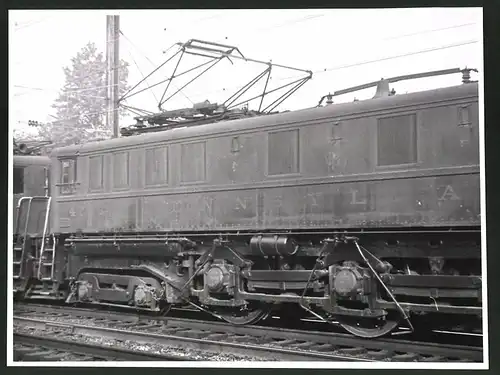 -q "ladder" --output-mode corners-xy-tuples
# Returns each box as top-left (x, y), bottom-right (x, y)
(13, 197), (31, 280)
(38, 233), (56, 281)
(13, 196), (52, 281)
(12, 244), (24, 279)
